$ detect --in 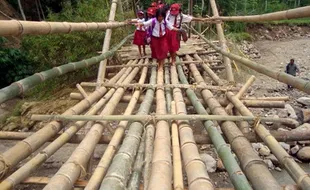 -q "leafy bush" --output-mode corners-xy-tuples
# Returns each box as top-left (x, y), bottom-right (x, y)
(0, 37), (33, 88)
